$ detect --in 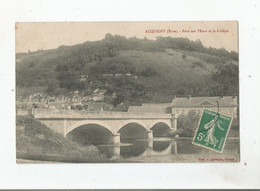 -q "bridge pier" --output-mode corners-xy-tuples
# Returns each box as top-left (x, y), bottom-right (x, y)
(147, 130), (153, 139)
(173, 140), (178, 154)
(63, 119), (67, 137)
(147, 139), (153, 148)
(112, 145), (121, 157)
(171, 115), (178, 131)
(109, 133), (120, 144)
(141, 140), (153, 156)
